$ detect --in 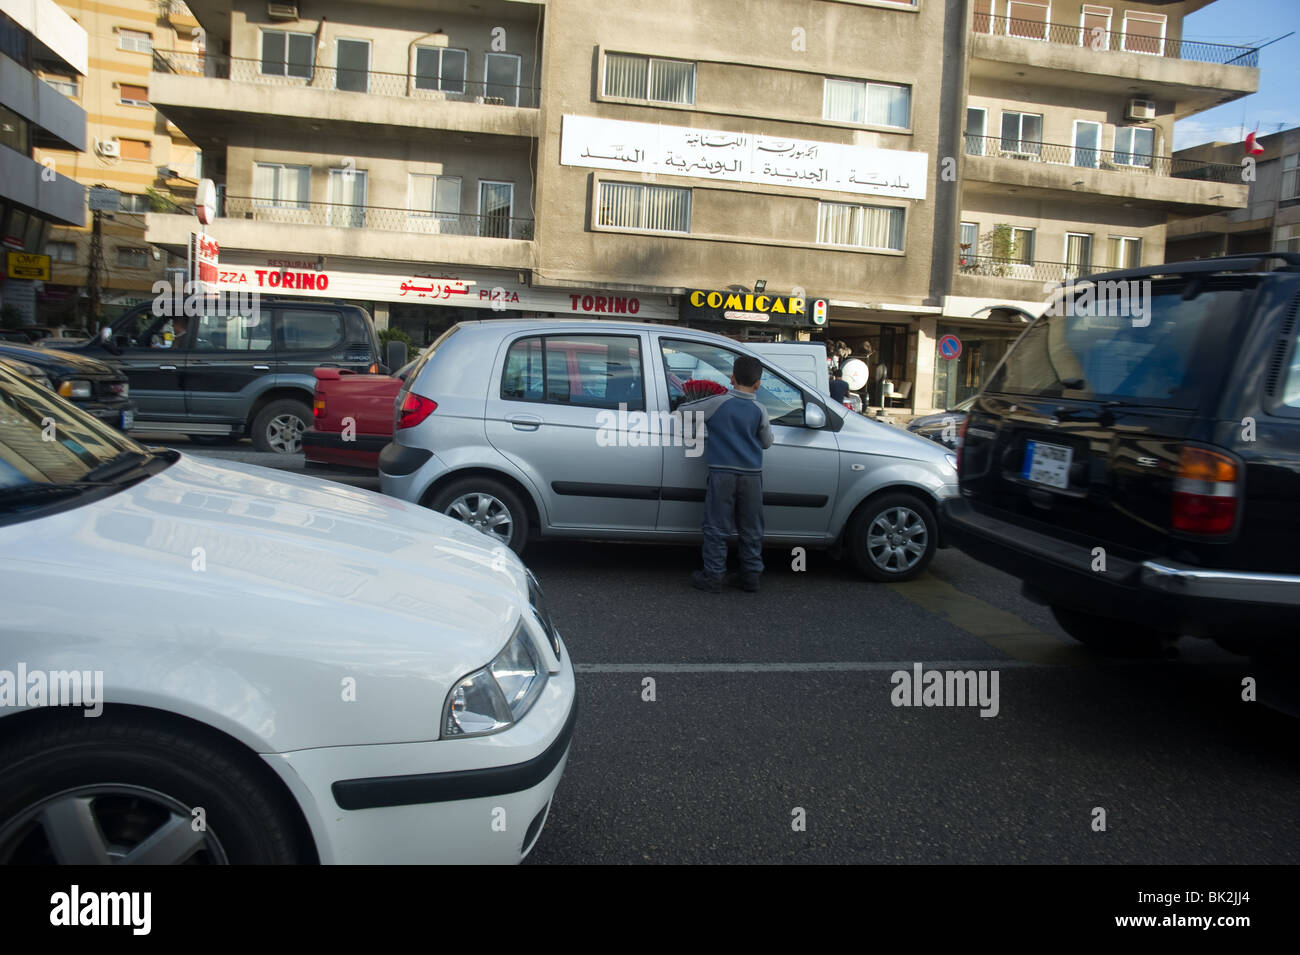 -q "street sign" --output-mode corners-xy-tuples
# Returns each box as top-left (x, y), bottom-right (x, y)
(88, 187), (121, 212)
(6, 252), (50, 280)
(196, 178), (217, 225)
(188, 232), (219, 295)
(938, 334), (962, 360)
